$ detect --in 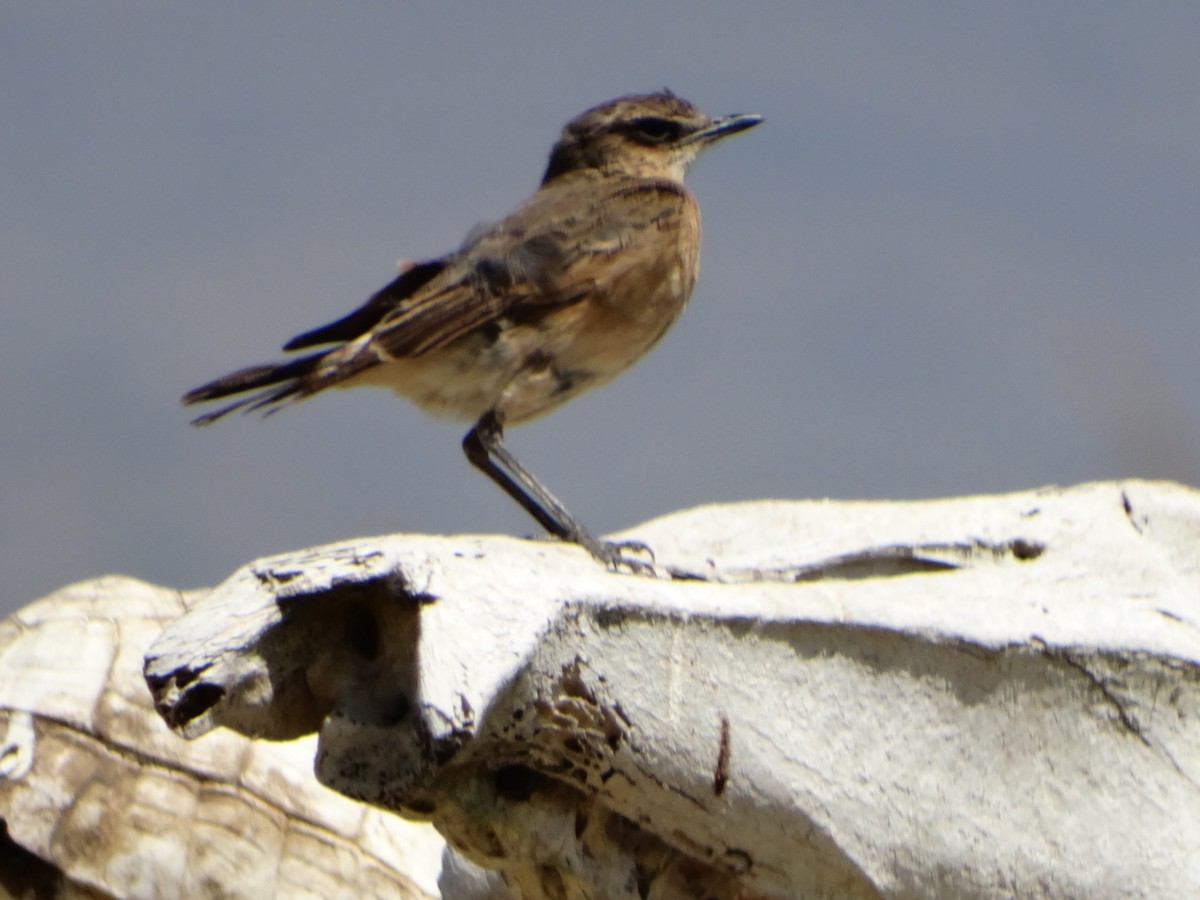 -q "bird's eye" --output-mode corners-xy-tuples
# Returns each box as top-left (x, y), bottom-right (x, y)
(627, 117), (683, 144)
